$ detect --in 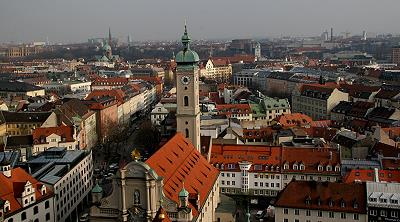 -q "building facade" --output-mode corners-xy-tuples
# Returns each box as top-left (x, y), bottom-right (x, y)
(292, 82), (349, 120)
(0, 164), (55, 222)
(274, 181), (367, 222)
(367, 181), (400, 222)
(28, 148), (93, 222)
